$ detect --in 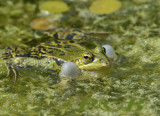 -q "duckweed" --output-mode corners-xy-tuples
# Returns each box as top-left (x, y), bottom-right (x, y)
(89, 0), (122, 14)
(0, 0), (160, 116)
(39, 1), (70, 13)
(30, 17), (57, 30)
